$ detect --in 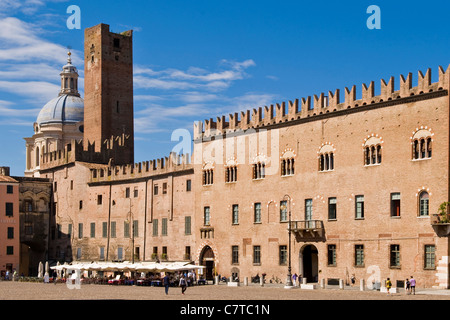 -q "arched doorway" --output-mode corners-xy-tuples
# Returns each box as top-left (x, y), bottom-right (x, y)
(300, 244), (319, 283)
(200, 246), (215, 280)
